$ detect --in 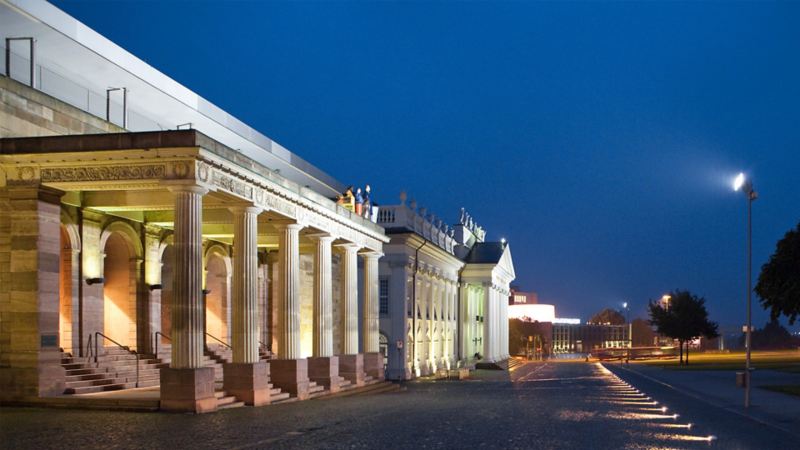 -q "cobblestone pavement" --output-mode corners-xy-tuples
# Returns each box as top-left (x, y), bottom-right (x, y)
(1, 362), (797, 449)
